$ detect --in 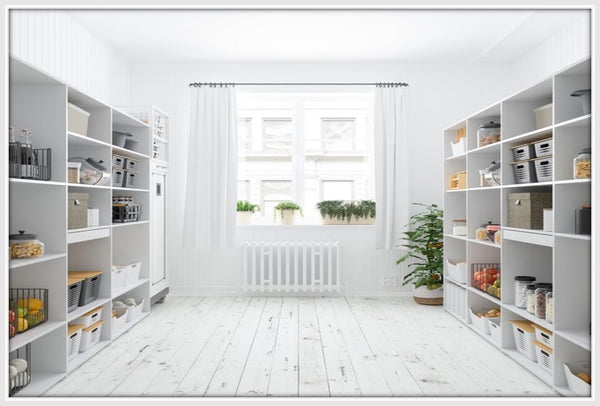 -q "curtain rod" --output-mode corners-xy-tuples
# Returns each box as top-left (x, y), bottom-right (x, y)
(188, 82), (408, 87)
